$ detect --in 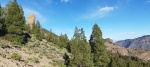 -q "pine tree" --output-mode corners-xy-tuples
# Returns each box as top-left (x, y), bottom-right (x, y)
(0, 4), (6, 36)
(79, 28), (94, 67)
(46, 29), (54, 42)
(59, 33), (69, 48)
(89, 24), (110, 67)
(70, 27), (93, 67)
(32, 20), (43, 41)
(4, 0), (26, 45)
(0, 4), (2, 28)
(36, 20), (41, 28)
(70, 27), (81, 67)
